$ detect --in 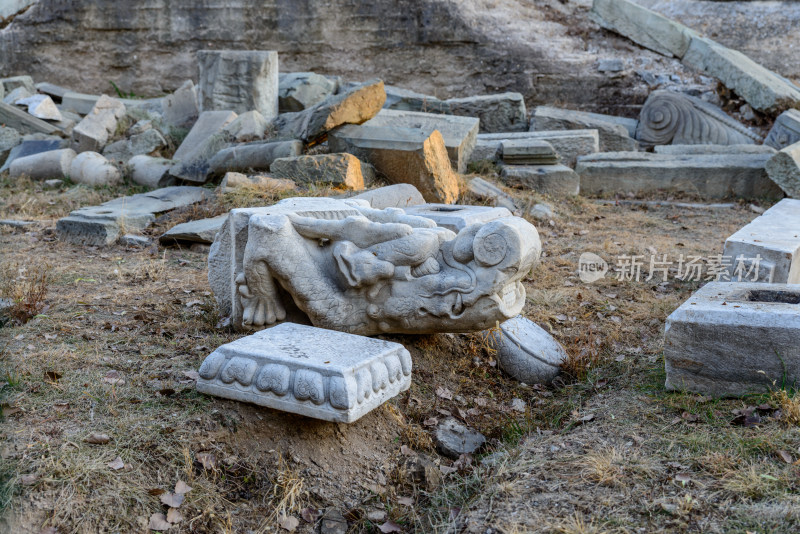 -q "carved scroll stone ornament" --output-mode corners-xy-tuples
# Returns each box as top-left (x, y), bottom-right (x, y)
(636, 90), (761, 146)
